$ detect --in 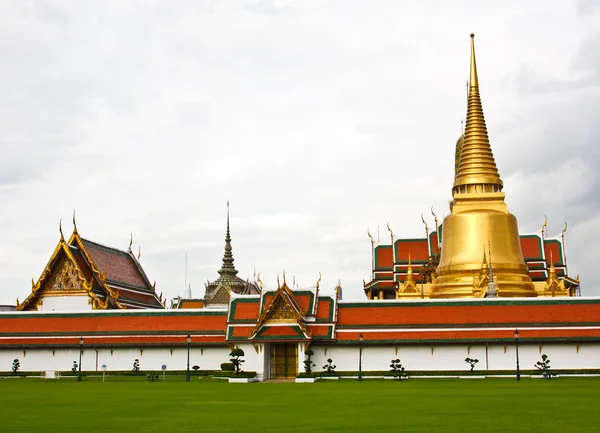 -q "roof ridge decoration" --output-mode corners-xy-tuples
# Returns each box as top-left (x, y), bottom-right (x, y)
(127, 240), (156, 293)
(217, 201), (239, 280)
(249, 279), (310, 340)
(453, 34), (503, 192)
